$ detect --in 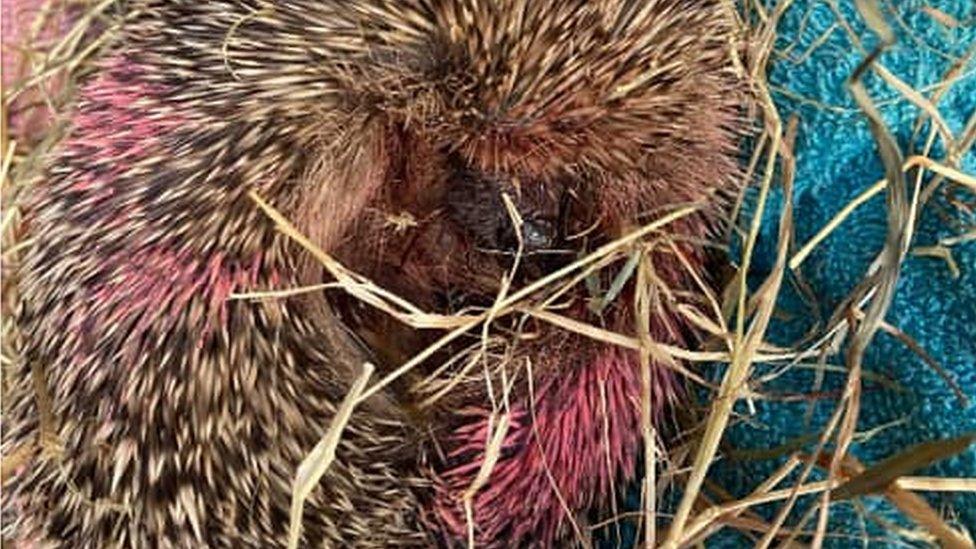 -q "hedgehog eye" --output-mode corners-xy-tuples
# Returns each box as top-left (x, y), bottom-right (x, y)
(520, 218), (555, 251)
(493, 215), (557, 254)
